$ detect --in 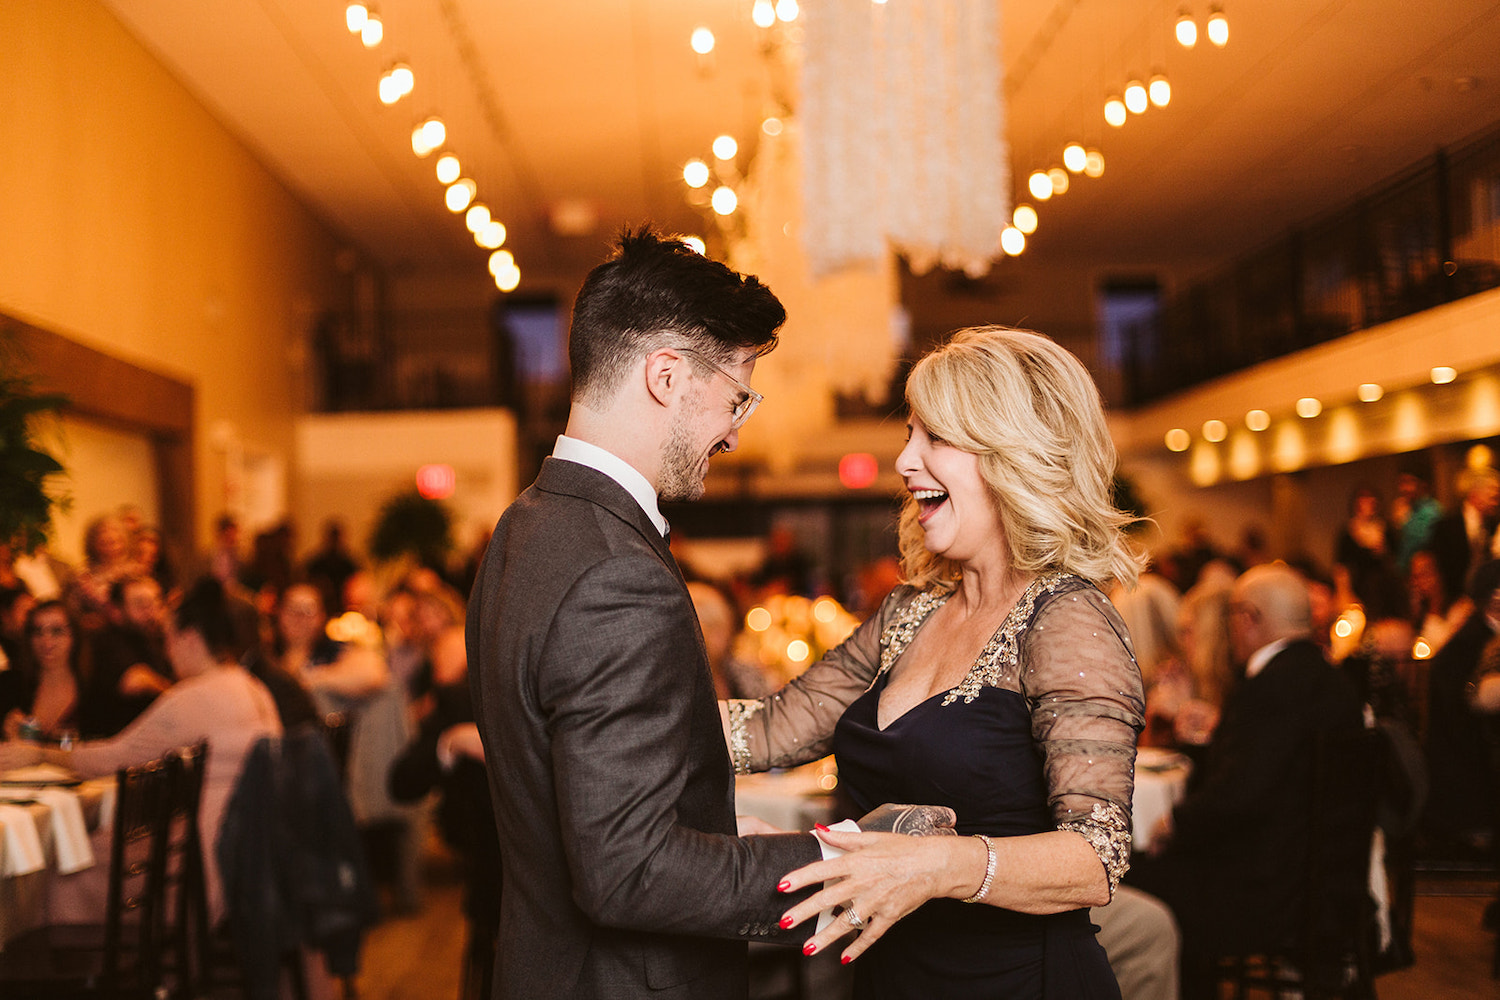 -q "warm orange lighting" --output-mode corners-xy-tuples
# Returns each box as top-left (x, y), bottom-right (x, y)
(1028, 170), (1053, 201)
(1175, 11), (1197, 47)
(1431, 366), (1458, 384)
(1203, 419), (1228, 442)
(1124, 80), (1148, 115)
(1165, 428), (1191, 452)
(746, 606), (772, 632)
(1000, 227), (1026, 256)
(1357, 383), (1384, 403)
(1013, 204), (1038, 234)
(1246, 409), (1271, 432)
(1104, 97), (1127, 127)
(1296, 397), (1322, 418)
(1063, 143), (1087, 173)
(690, 26), (715, 54)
